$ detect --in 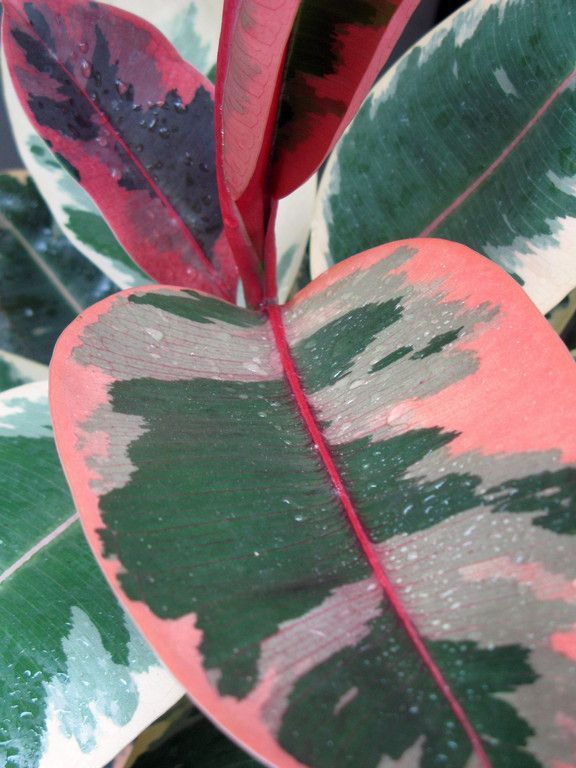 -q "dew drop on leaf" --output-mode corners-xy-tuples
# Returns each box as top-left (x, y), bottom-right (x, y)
(79, 59), (92, 78)
(78, 40), (89, 54)
(115, 78), (129, 96)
